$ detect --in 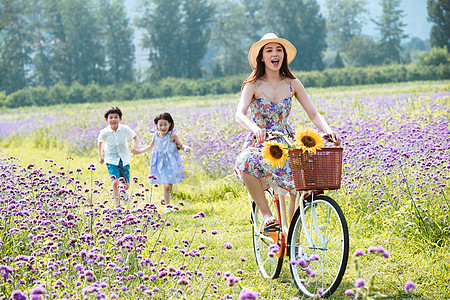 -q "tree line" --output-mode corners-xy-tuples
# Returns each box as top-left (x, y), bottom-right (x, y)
(0, 0), (448, 96)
